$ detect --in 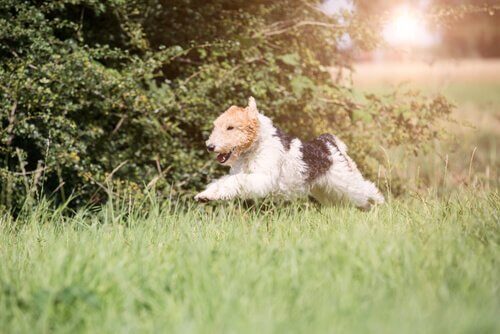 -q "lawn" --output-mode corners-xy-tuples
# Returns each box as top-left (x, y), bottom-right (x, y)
(0, 192), (498, 334)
